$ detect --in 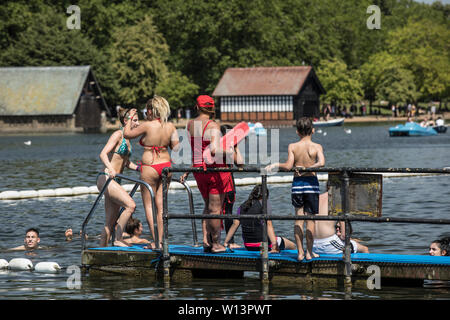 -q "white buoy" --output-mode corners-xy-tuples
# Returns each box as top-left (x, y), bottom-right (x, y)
(24, 141), (31, 146)
(8, 258), (33, 271)
(38, 189), (56, 197)
(323, 132), (327, 136)
(0, 259), (9, 269)
(34, 262), (61, 273)
(317, 129), (323, 134)
(0, 191), (21, 200)
(54, 188), (73, 197)
(345, 129), (352, 134)
(18, 190), (39, 199)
